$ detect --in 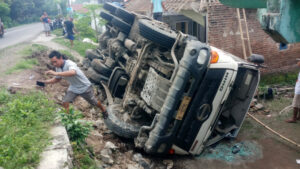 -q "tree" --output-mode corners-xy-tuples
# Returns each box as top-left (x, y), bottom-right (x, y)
(0, 0), (68, 28)
(0, 2), (10, 17)
(84, 4), (102, 35)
